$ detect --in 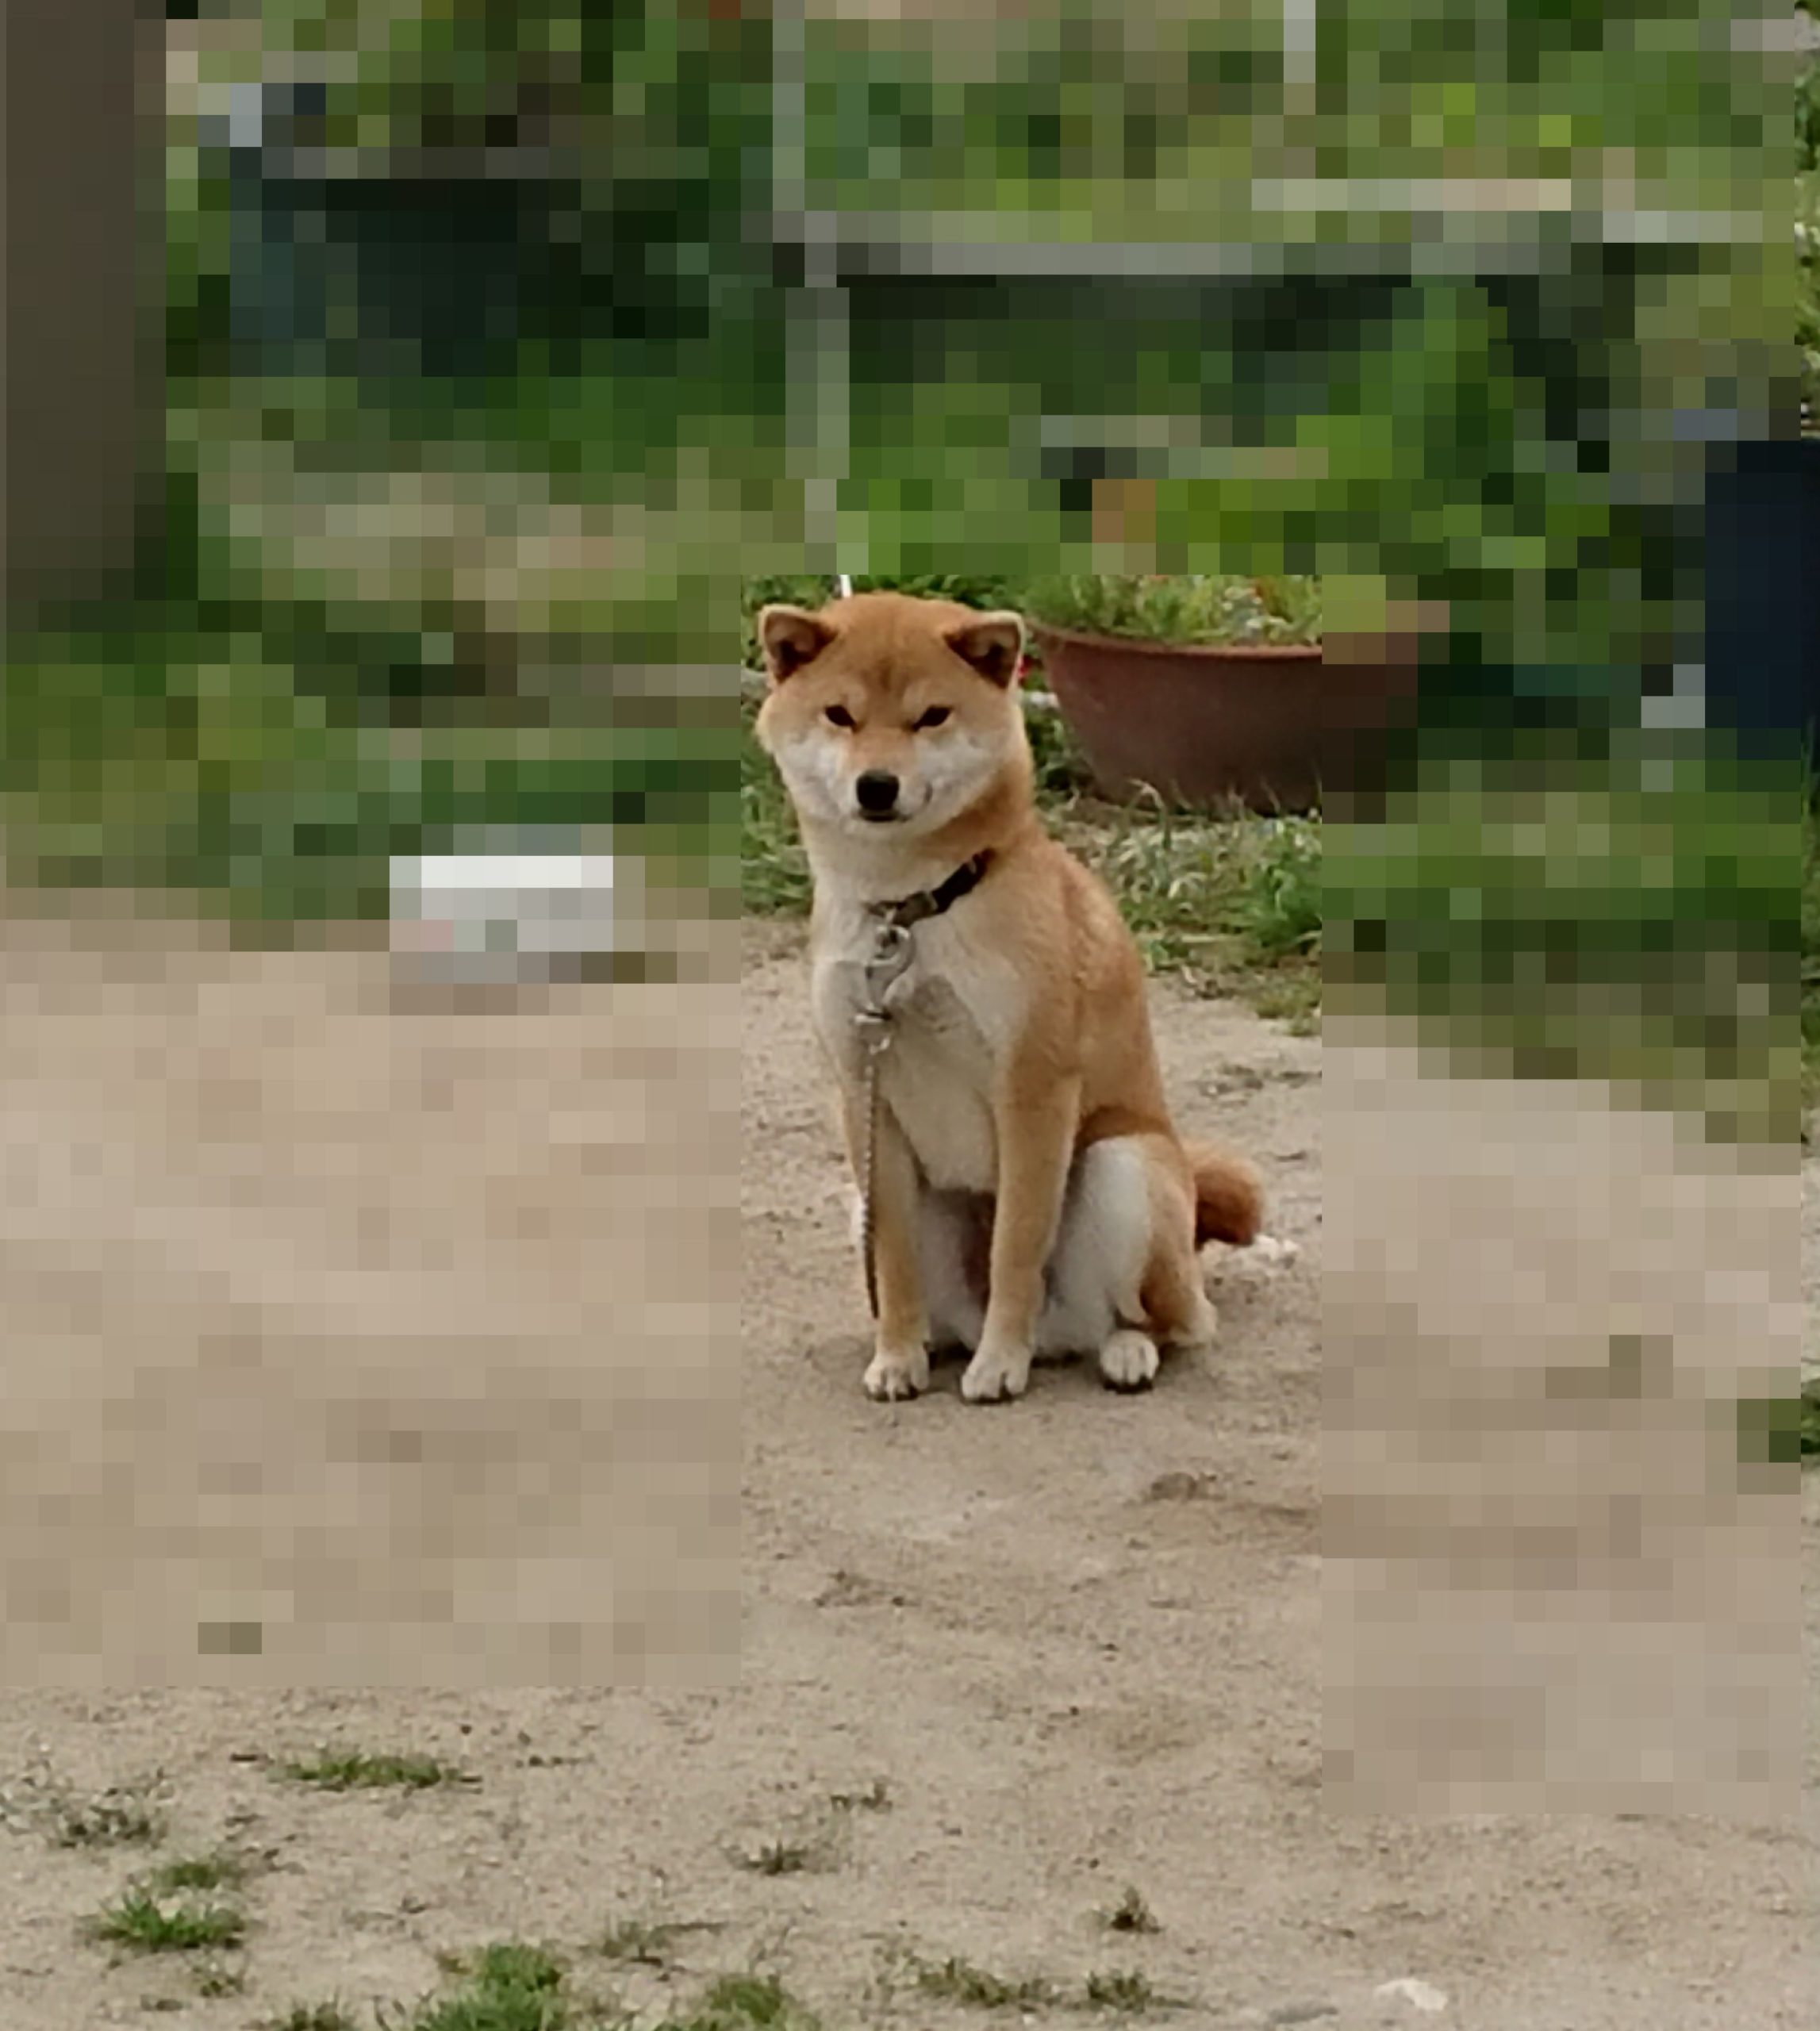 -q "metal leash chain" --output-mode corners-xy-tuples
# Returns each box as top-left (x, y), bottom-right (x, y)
(854, 916), (914, 1319)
